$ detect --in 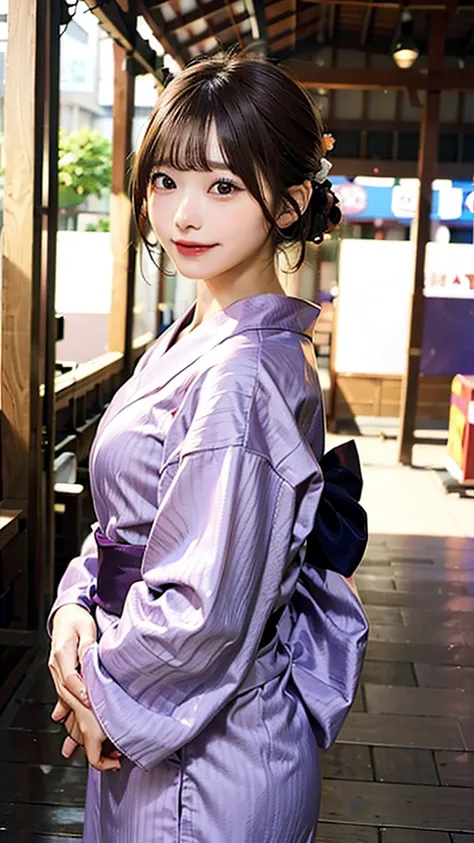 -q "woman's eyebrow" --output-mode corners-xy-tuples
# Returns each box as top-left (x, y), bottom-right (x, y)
(156, 159), (233, 171)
